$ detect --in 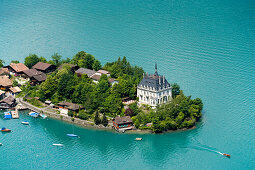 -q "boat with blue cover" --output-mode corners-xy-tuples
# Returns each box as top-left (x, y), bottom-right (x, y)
(1, 127), (11, 132)
(40, 114), (47, 119)
(3, 112), (12, 119)
(28, 112), (39, 118)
